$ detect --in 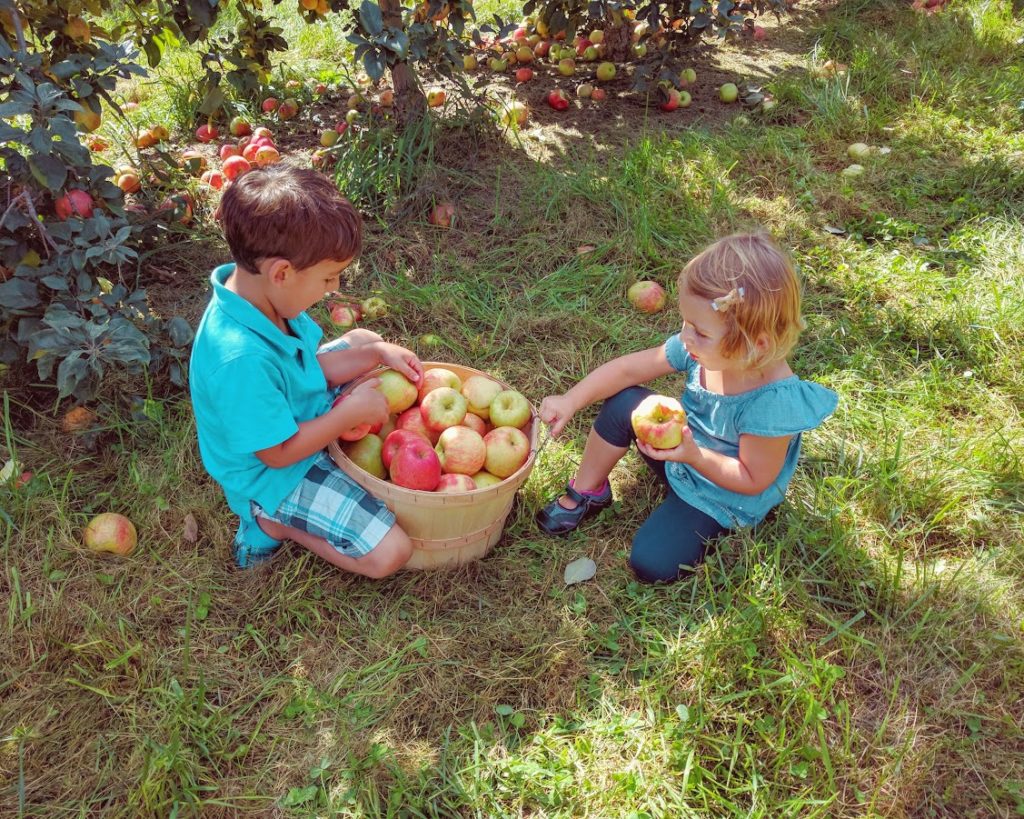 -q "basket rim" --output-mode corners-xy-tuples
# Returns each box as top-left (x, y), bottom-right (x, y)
(331, 361), (540, 497)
